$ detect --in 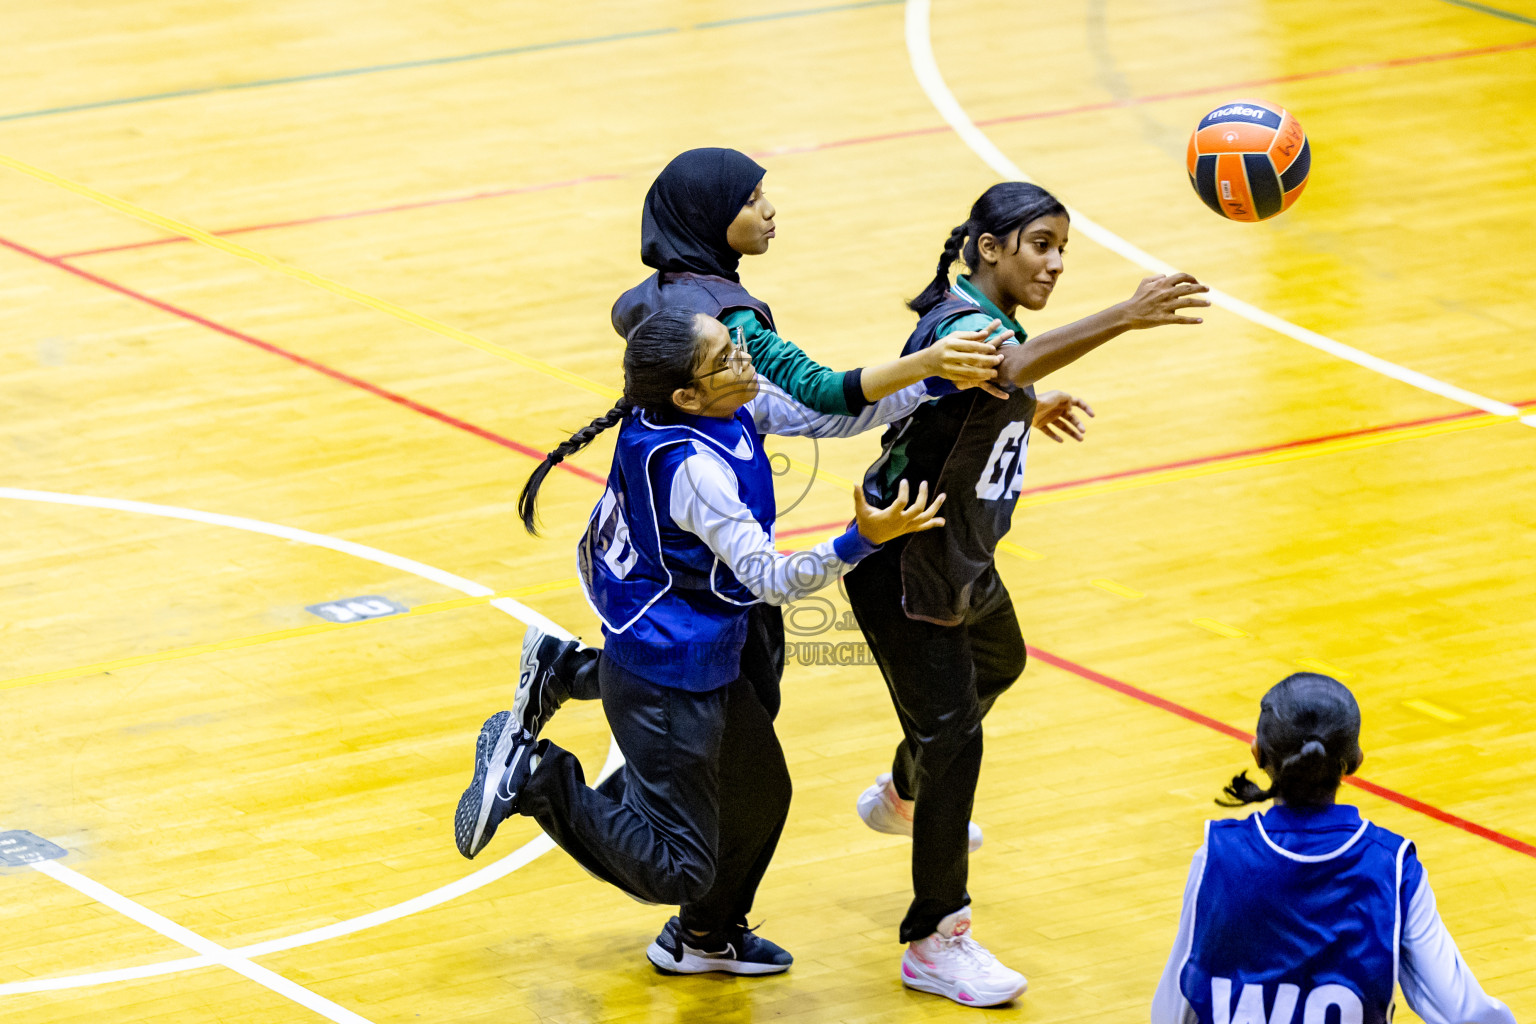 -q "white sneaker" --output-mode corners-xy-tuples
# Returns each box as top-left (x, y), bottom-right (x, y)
(901, 907), (1027, 1007)
(857, 773), (983, 852)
